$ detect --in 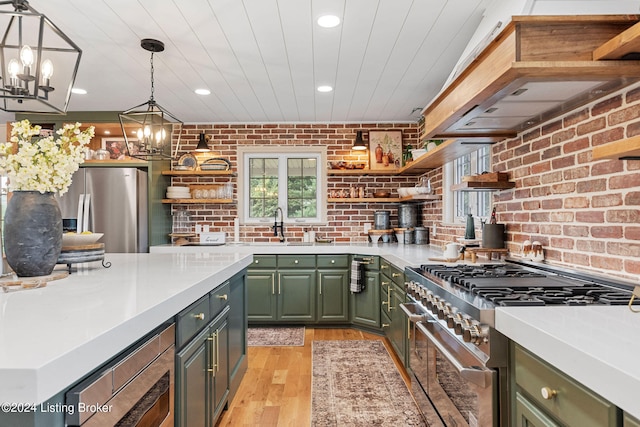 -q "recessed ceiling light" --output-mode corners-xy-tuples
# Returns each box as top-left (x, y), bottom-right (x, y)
(317, 15), (340, 28)
(104, 130), (111, 135)
(195, 88), (211, 95)
(71, 88), (87, 95)
(317, 85), (333, 93)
